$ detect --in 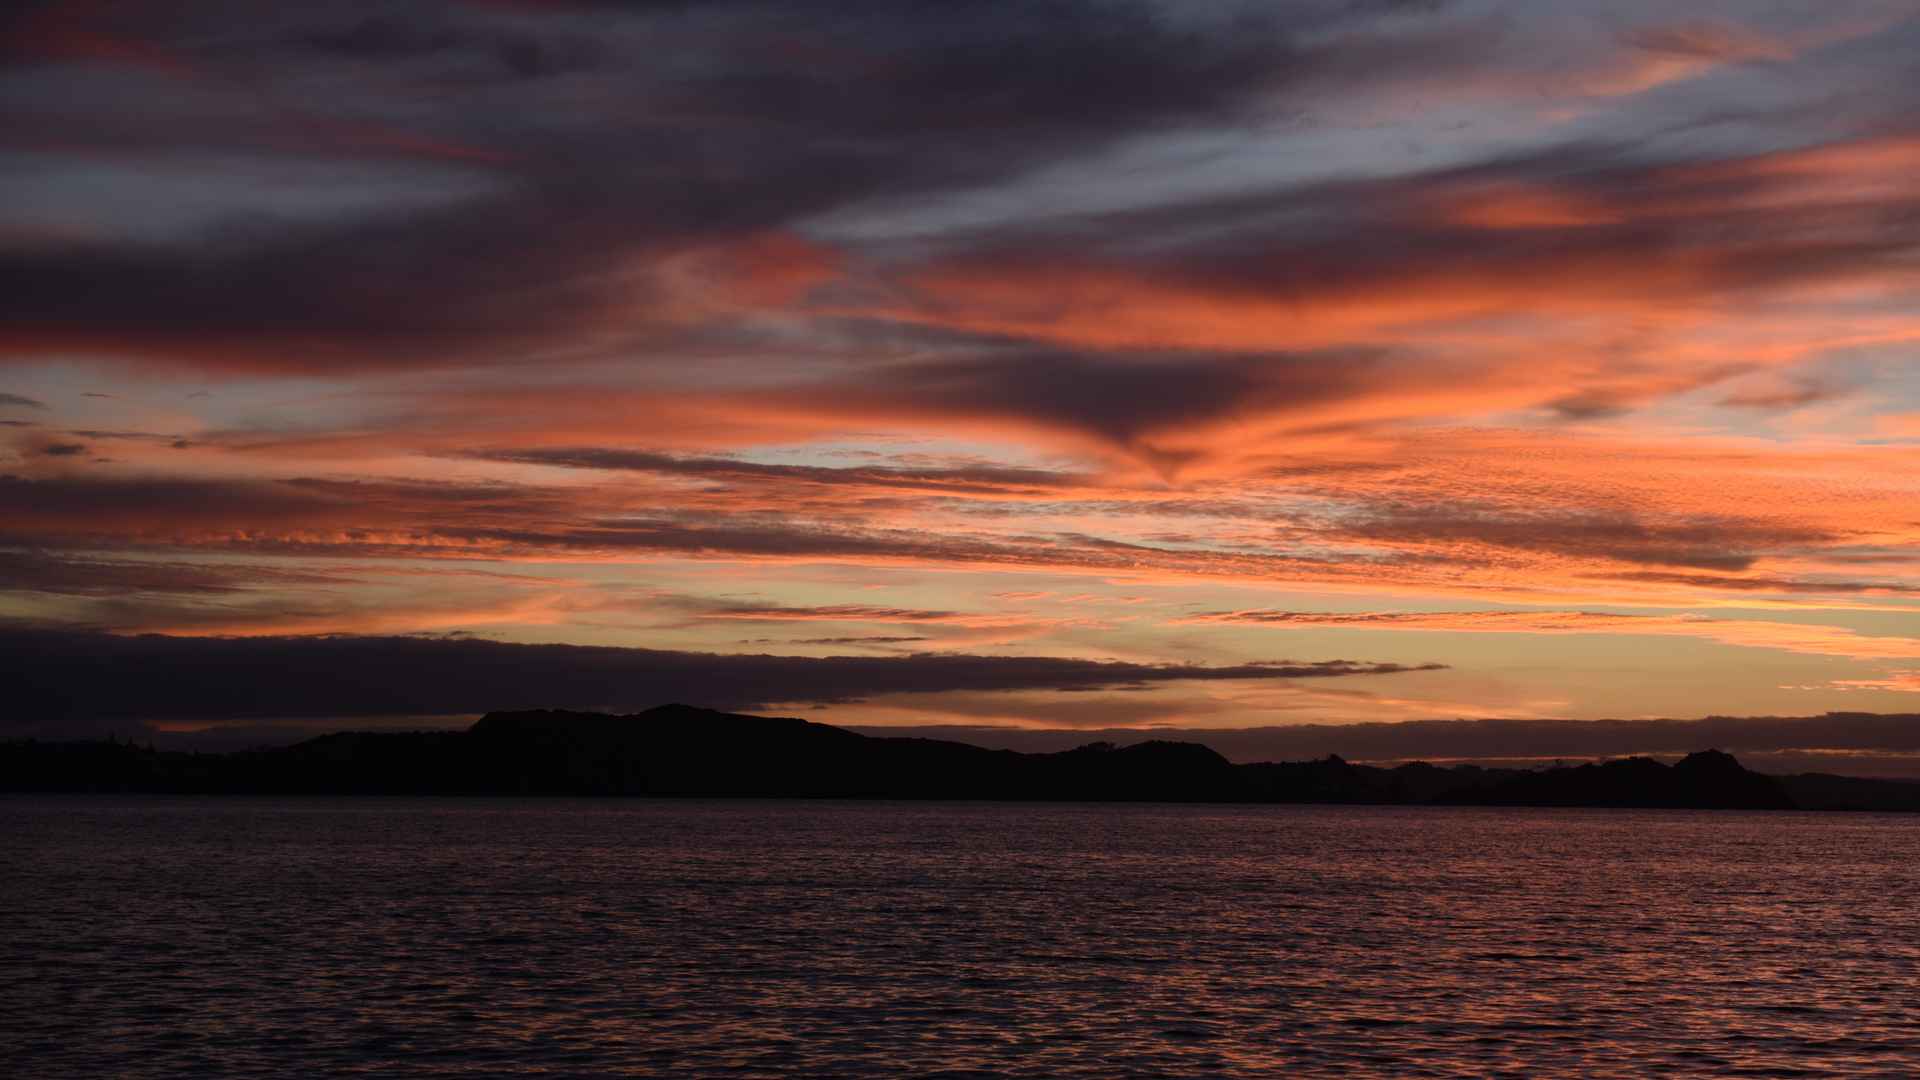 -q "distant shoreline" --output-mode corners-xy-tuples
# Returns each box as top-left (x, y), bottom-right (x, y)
(9, 705), (1920, 812)
(6, 790), (1918, 815)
